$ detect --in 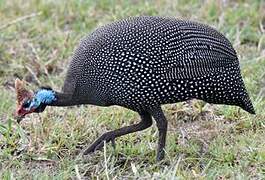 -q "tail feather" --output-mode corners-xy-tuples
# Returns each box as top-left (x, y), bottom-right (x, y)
(240, 88), (255, 114)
